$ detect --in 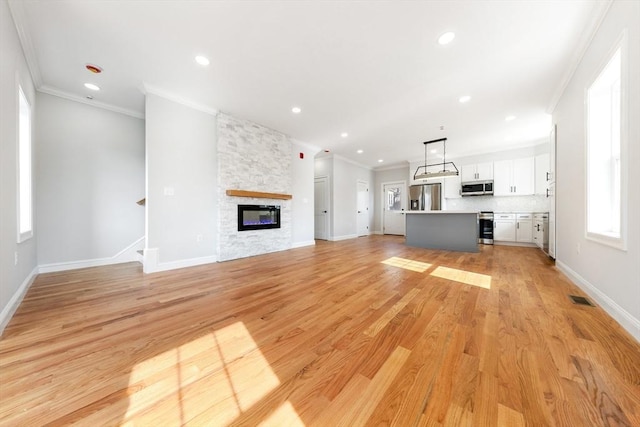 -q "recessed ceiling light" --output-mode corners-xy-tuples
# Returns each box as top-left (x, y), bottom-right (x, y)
(430, 149), (437, 154)
(505, 115), (516, 121)
(195, 55), (210, 66)
(84, 83), (100, 91)
(357, 149), (363, 154)
(291, 106), (301, 114)
(341, 132), (348, 138)
(438, 32), (455, 45)
(459, 95), (471, 103)
(378, 159), (384, 163)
